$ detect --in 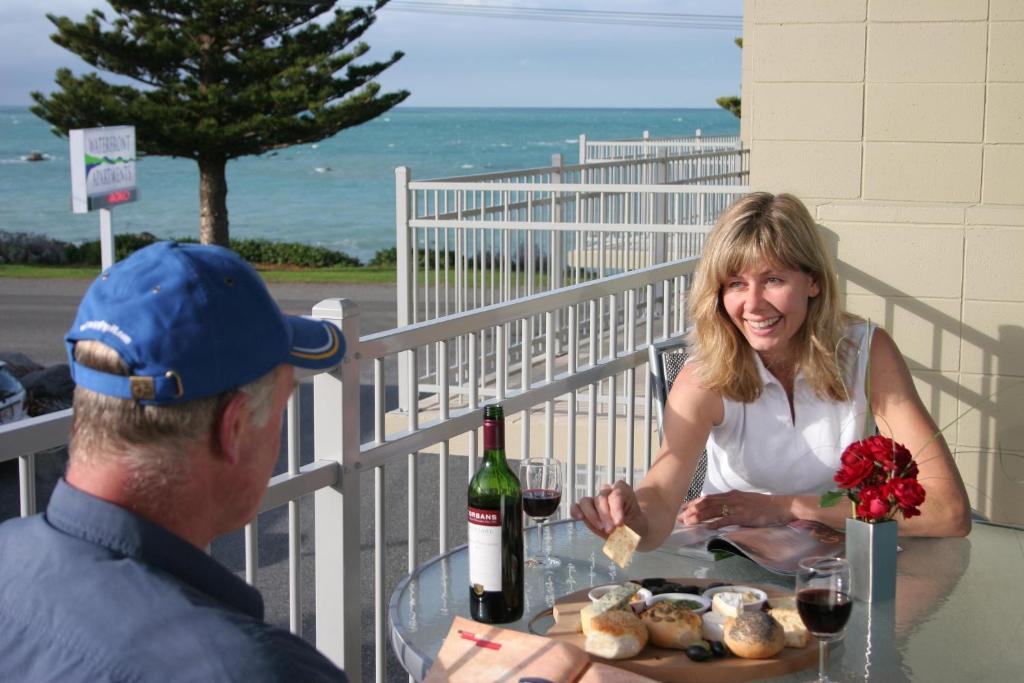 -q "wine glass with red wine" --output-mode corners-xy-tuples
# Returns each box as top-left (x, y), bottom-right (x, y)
(796, 556), (853, 683)
(519, 458), (563, 568)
